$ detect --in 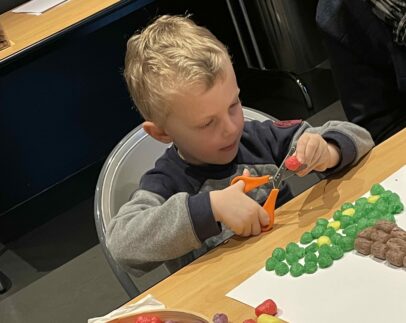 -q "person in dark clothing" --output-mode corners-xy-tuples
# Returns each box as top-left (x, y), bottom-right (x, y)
(316, 0), (406, 144)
